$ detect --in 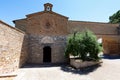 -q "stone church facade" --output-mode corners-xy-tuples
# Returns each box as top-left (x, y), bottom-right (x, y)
(13, 3), (120, 66)
(14, 3), (69, 65)
(0, 3), (120, 77)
